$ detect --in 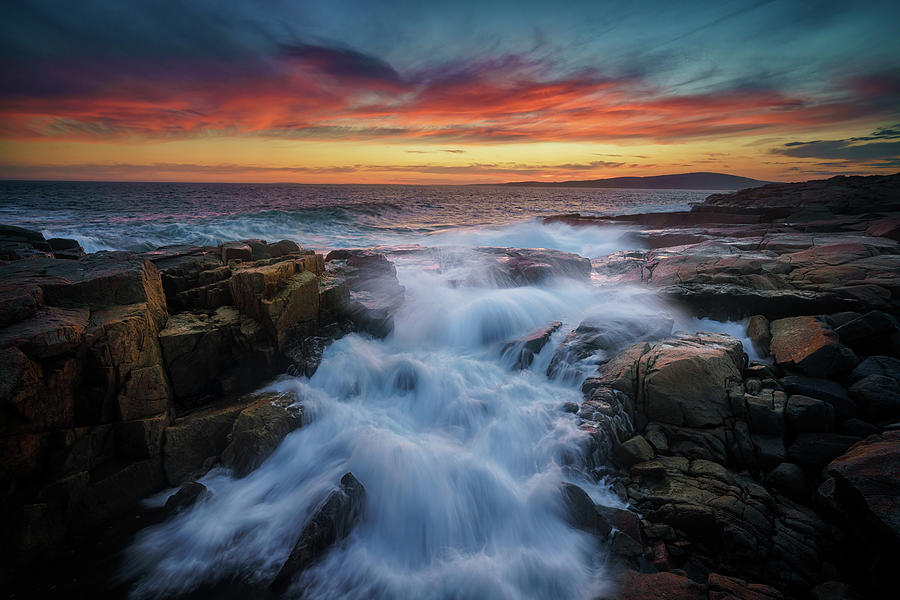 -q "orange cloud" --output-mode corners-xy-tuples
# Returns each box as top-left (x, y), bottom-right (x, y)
(1, 52), (895, 147)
